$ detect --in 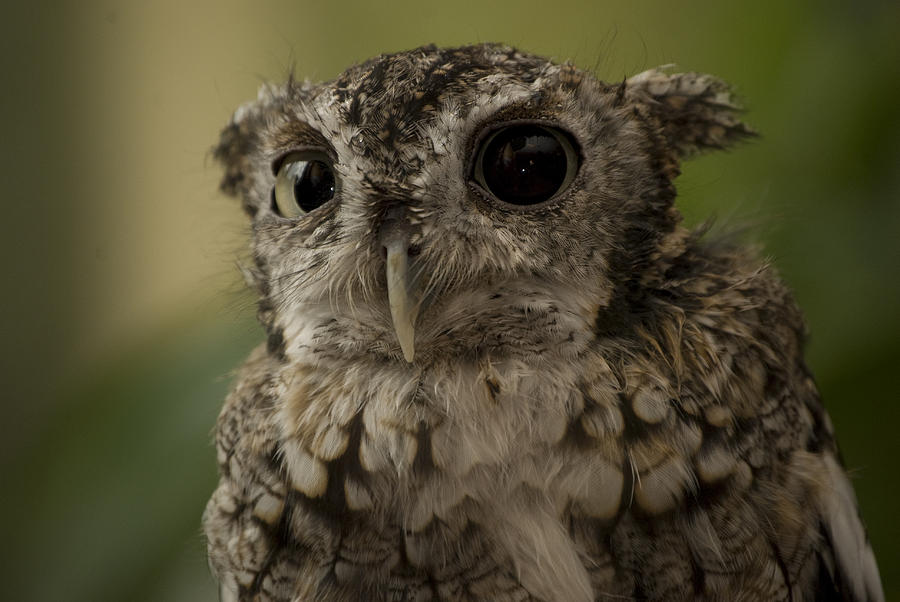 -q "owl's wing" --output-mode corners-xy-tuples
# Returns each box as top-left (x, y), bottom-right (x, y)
(813, 453), (884, 601)
(218, 582), (238, 602)
(580, 241), (884, 599)
(204, 345), (297, 602)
